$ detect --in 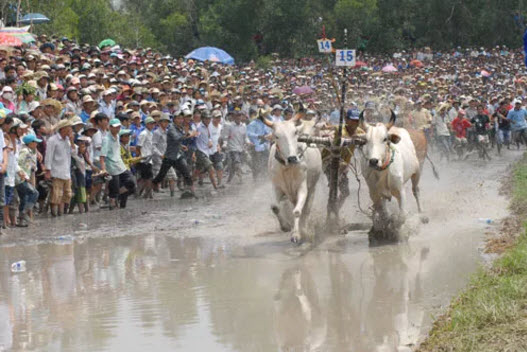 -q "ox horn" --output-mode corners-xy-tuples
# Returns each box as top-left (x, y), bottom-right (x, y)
(359, 110), (369, 131)
(386, 109), (397, 130)
(292, 102), (306, 123)
(259, 108), (274, 128)
(293, 111), (305, 122)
